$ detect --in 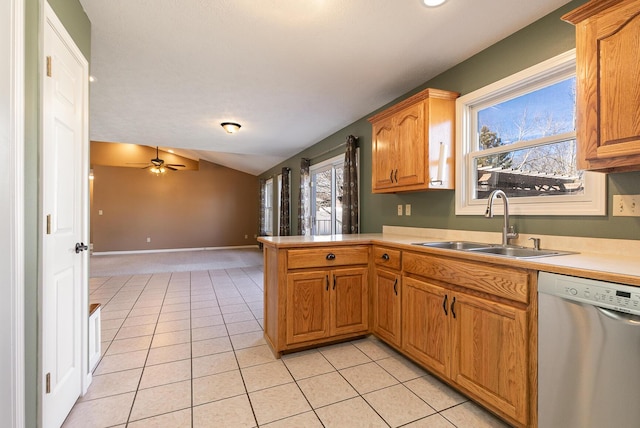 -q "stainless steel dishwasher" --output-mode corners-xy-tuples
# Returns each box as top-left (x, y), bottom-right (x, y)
(538, 272), (640, 428)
